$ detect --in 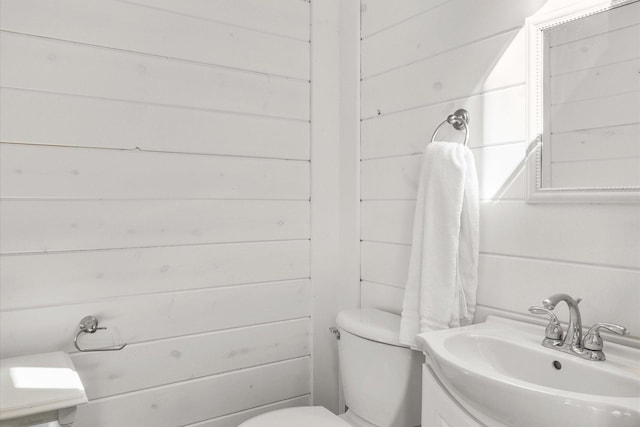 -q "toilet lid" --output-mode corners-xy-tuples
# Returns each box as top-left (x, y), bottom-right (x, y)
(238, 406), (352, 427)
